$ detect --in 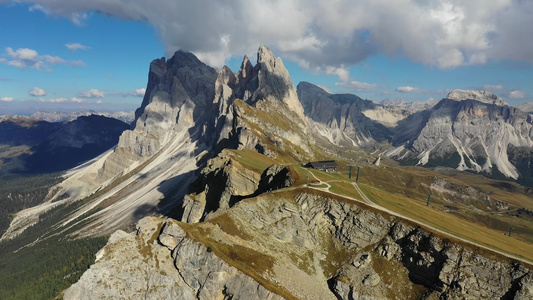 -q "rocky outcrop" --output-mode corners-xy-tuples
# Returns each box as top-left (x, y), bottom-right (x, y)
(64, 217), (284, 300)
(216, 46), (314, 160)
(181, 150), (262, 222)
(182, 150), (295, 222)
(68, 192), (533, 299)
